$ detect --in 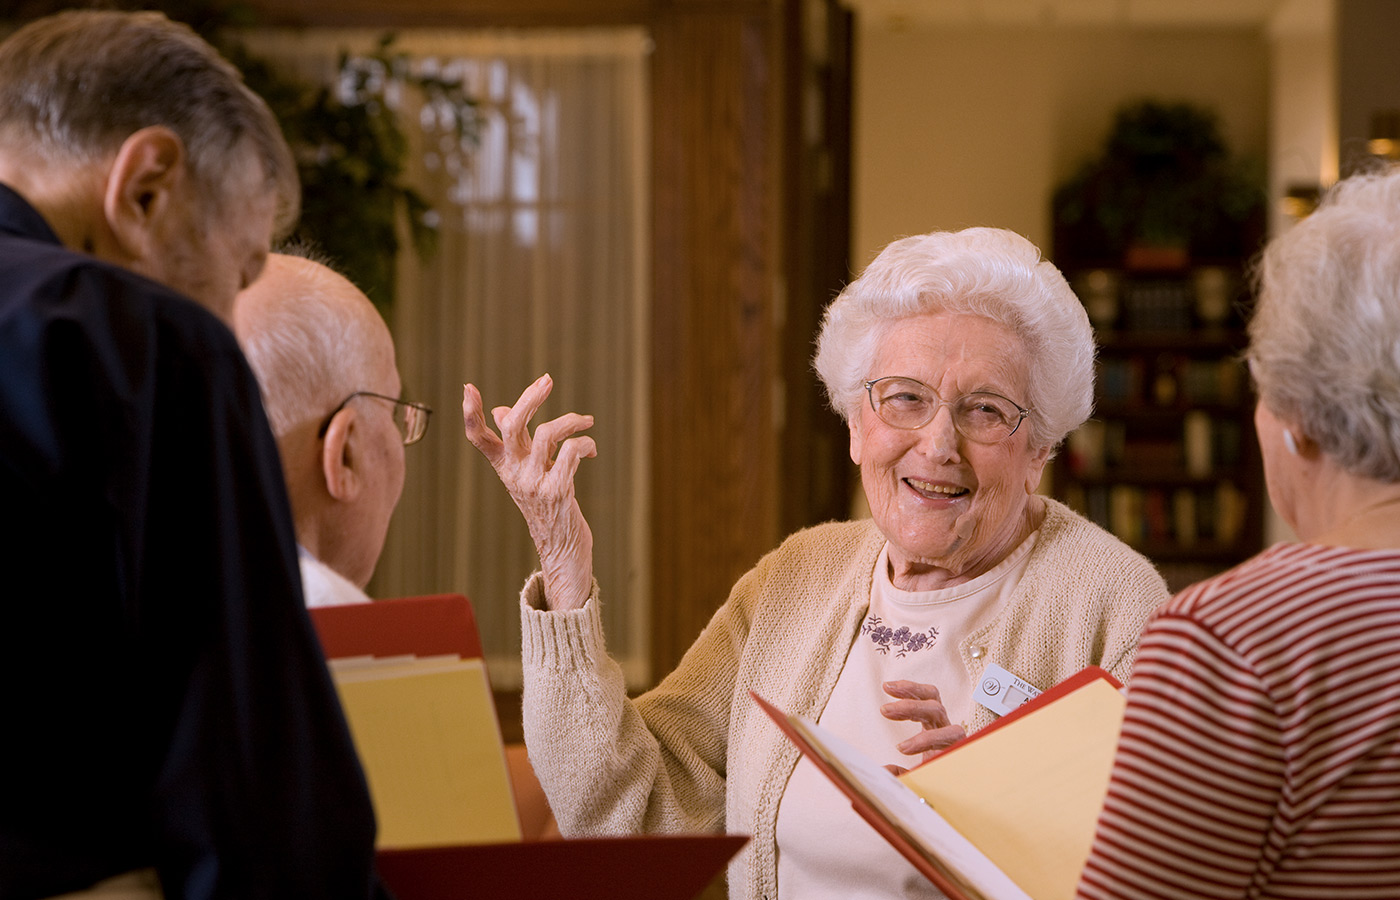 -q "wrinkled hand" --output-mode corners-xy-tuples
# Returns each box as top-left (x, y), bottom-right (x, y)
(462, 374), (596, 611)
(880, 680), (967, 776)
